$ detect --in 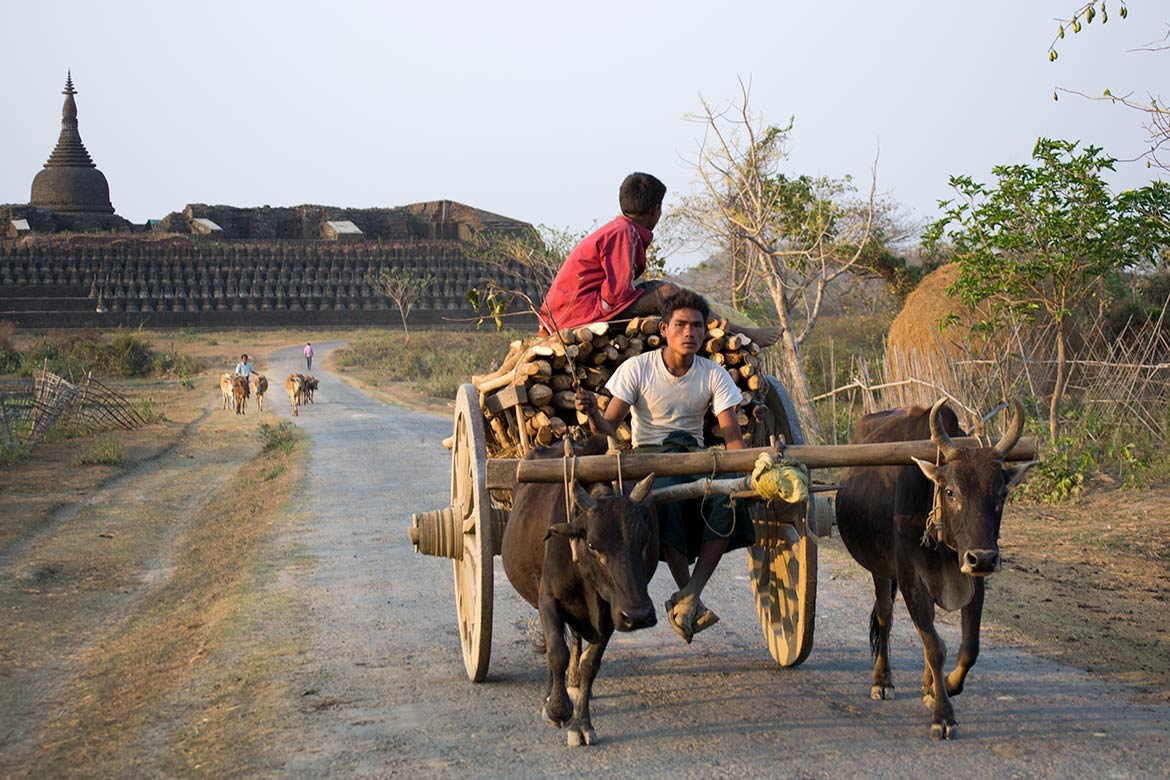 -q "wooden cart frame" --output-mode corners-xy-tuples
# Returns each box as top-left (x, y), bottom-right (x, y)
(411, 380), (1036, 682)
